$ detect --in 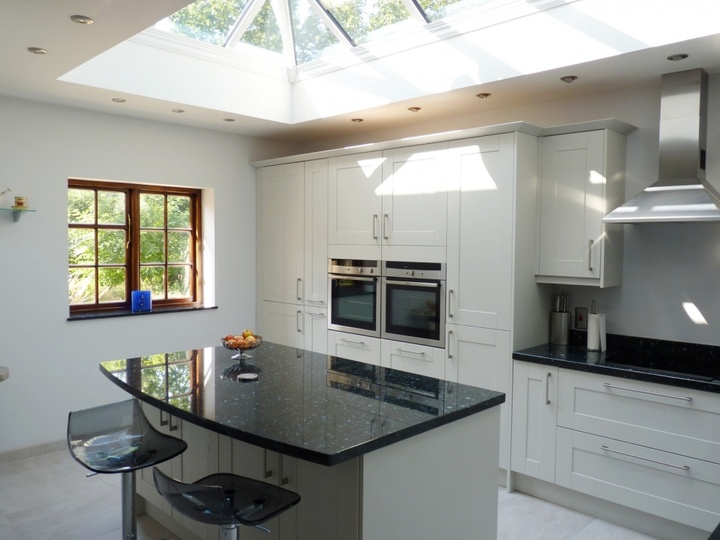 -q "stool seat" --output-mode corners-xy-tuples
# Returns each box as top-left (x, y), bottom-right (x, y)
(68, 399), (187, 539)
(153, 467), (301, 536)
